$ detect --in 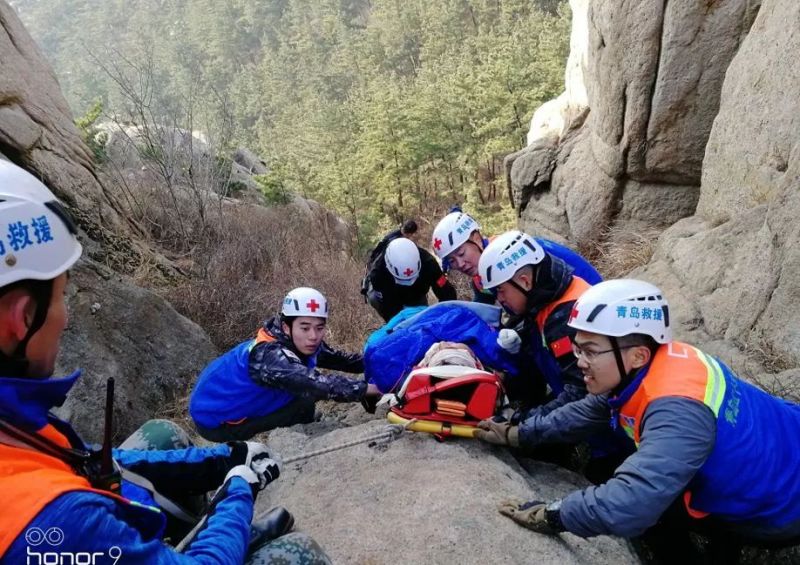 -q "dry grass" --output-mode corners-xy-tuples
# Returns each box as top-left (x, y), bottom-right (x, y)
(161, 202), (382, 353)
(741, 328), (800, 402)
(585, 223), (663, 279)
(100, 161), (383, 352)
